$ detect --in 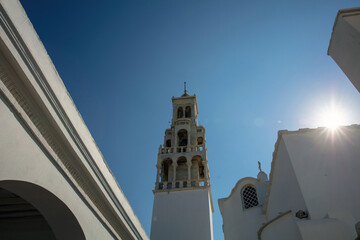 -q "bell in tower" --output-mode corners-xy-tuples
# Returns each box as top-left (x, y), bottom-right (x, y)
(150, 88), (214, 240)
